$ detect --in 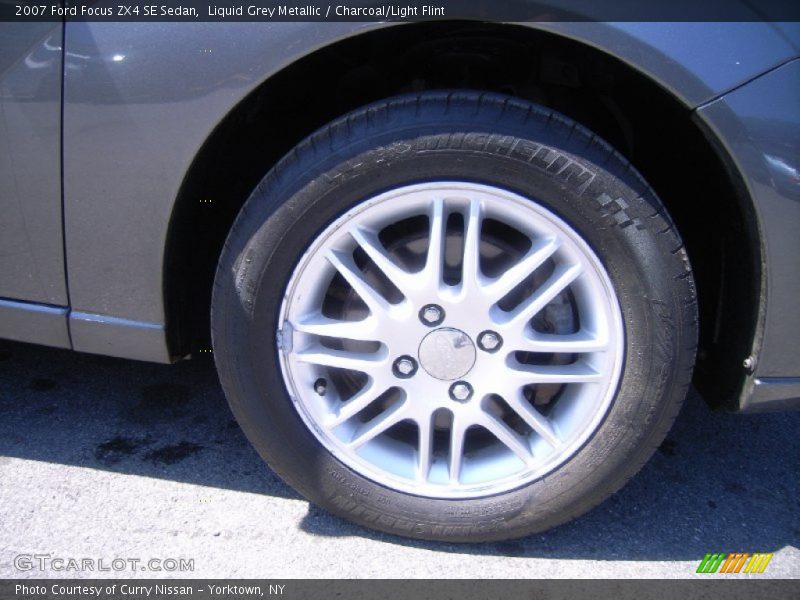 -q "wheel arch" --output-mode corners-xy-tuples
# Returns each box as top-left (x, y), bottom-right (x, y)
(163, 20), (762, 409)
